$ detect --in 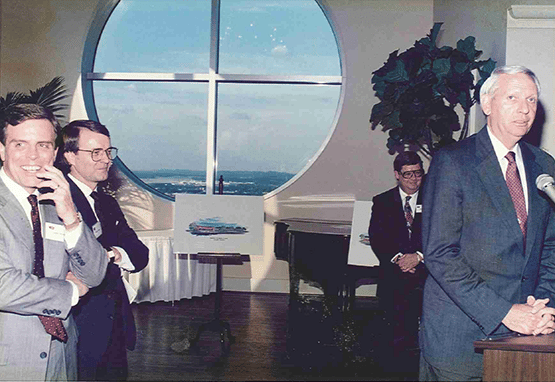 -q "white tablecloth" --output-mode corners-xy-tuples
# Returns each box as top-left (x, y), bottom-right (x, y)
(126, 230), (217, 303)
